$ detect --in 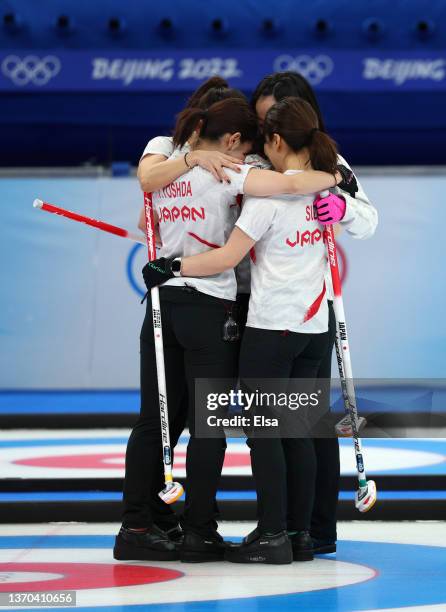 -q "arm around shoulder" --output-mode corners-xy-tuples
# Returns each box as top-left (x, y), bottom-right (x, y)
(137, 153), (190, 193)
(243, 168), (338, 197)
